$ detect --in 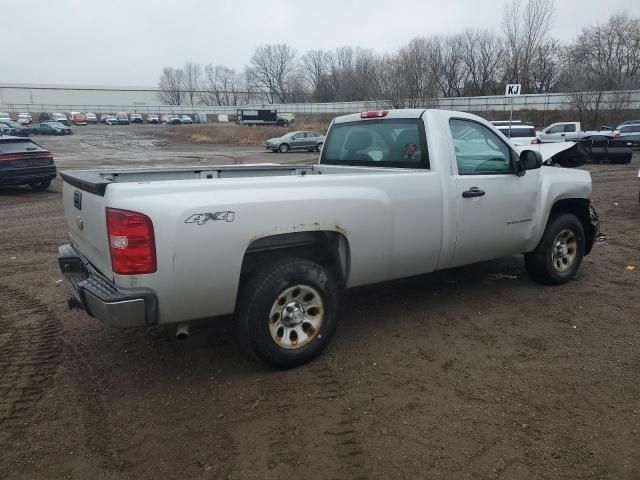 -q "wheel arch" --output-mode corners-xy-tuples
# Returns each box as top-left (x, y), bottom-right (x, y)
(548, 198), (595, 255)
(240, 231), (351, 288)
